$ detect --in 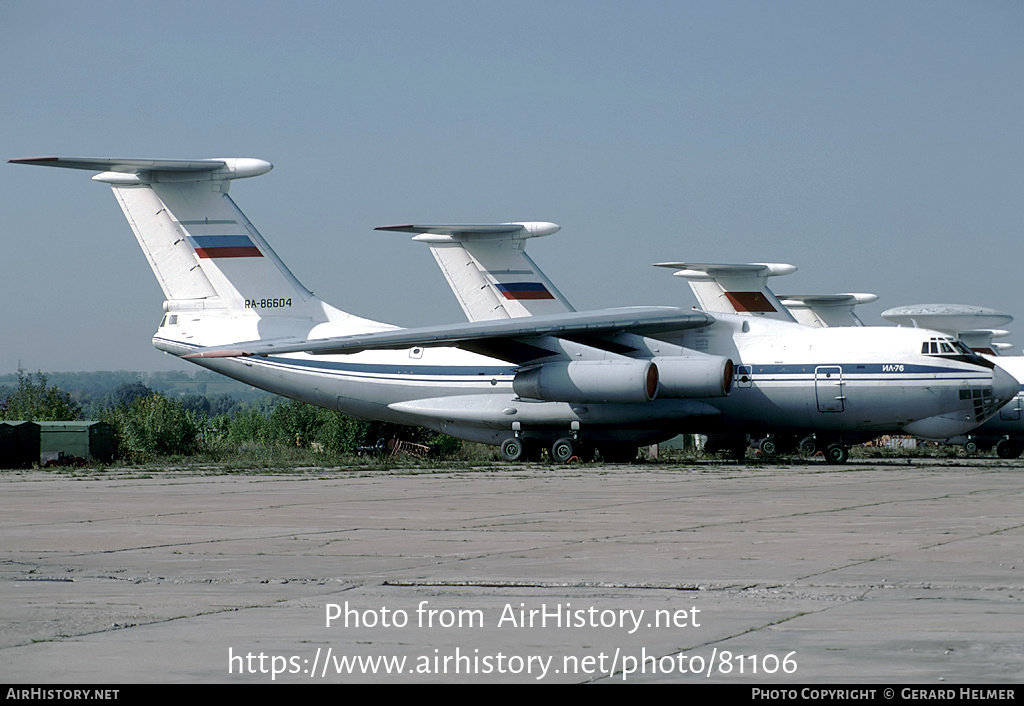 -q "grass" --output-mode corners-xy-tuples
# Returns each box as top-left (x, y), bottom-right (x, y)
(5, 437), (1011, 478)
